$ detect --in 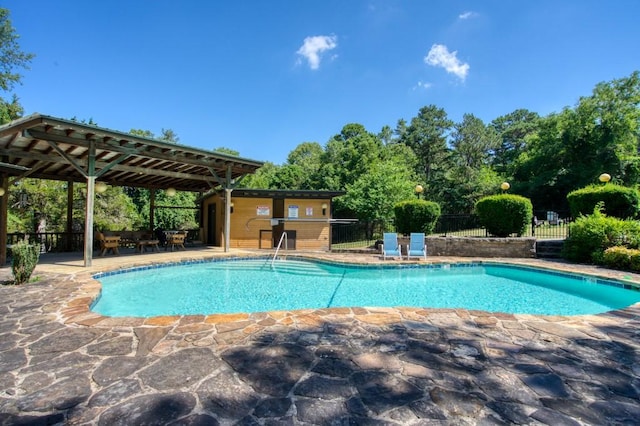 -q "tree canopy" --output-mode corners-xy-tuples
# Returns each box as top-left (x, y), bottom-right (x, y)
(2, 7), (639, 236)
(238, 71), (640, 222)
(0, 7), (32, 124)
